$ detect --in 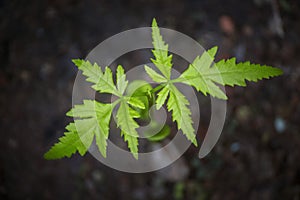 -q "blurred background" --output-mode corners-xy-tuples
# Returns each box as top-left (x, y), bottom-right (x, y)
(1, 0), (299, 199)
